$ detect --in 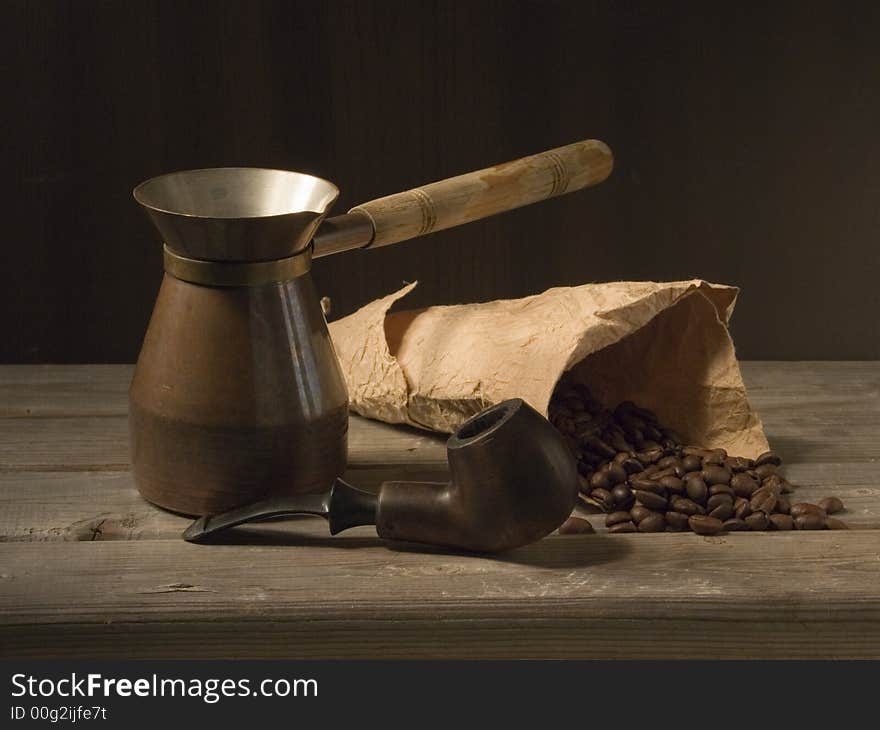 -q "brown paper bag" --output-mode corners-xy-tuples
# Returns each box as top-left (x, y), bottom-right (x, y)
(328, 280), (768, 458)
